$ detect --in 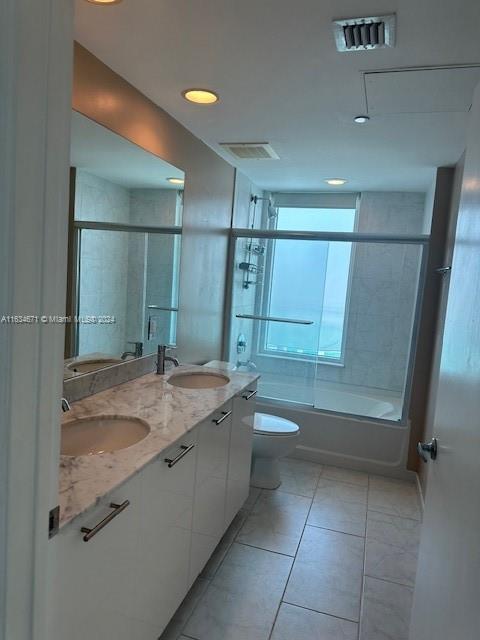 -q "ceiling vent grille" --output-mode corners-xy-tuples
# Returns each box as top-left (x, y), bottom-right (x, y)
(219, 142), (280, 160)
(333, 14), (396, 52)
